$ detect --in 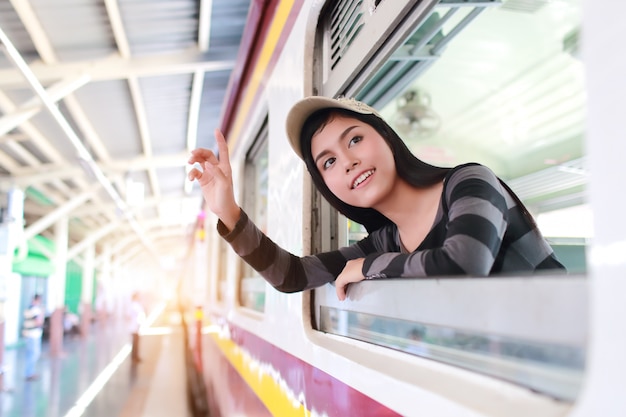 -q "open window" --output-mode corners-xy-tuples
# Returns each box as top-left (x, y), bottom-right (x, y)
(310, 0), (586, 401)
